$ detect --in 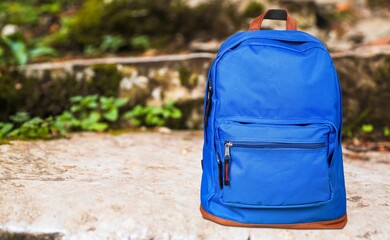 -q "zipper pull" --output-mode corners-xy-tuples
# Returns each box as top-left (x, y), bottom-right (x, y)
(215, 149), (223, 189)
(204, 80), (212, 128)
(224, 141), (233, 186)
(217, 159), (223, 189)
